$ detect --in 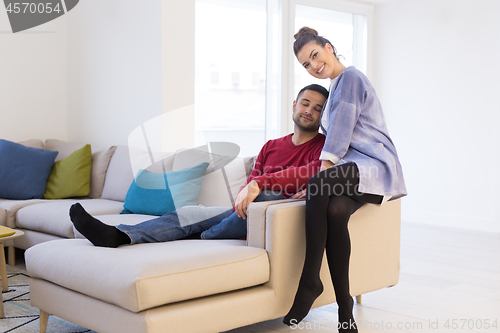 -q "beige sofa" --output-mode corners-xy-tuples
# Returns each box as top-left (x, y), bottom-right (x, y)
(0, 139), (121, 262)
(4, 139), (401, 333)
(0, 139), (250, 255)
(25, 199), (401, 333)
